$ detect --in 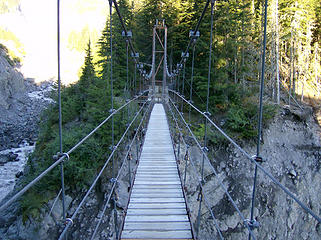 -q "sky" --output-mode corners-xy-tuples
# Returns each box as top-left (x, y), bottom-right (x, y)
(0, 0), (108, 84)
